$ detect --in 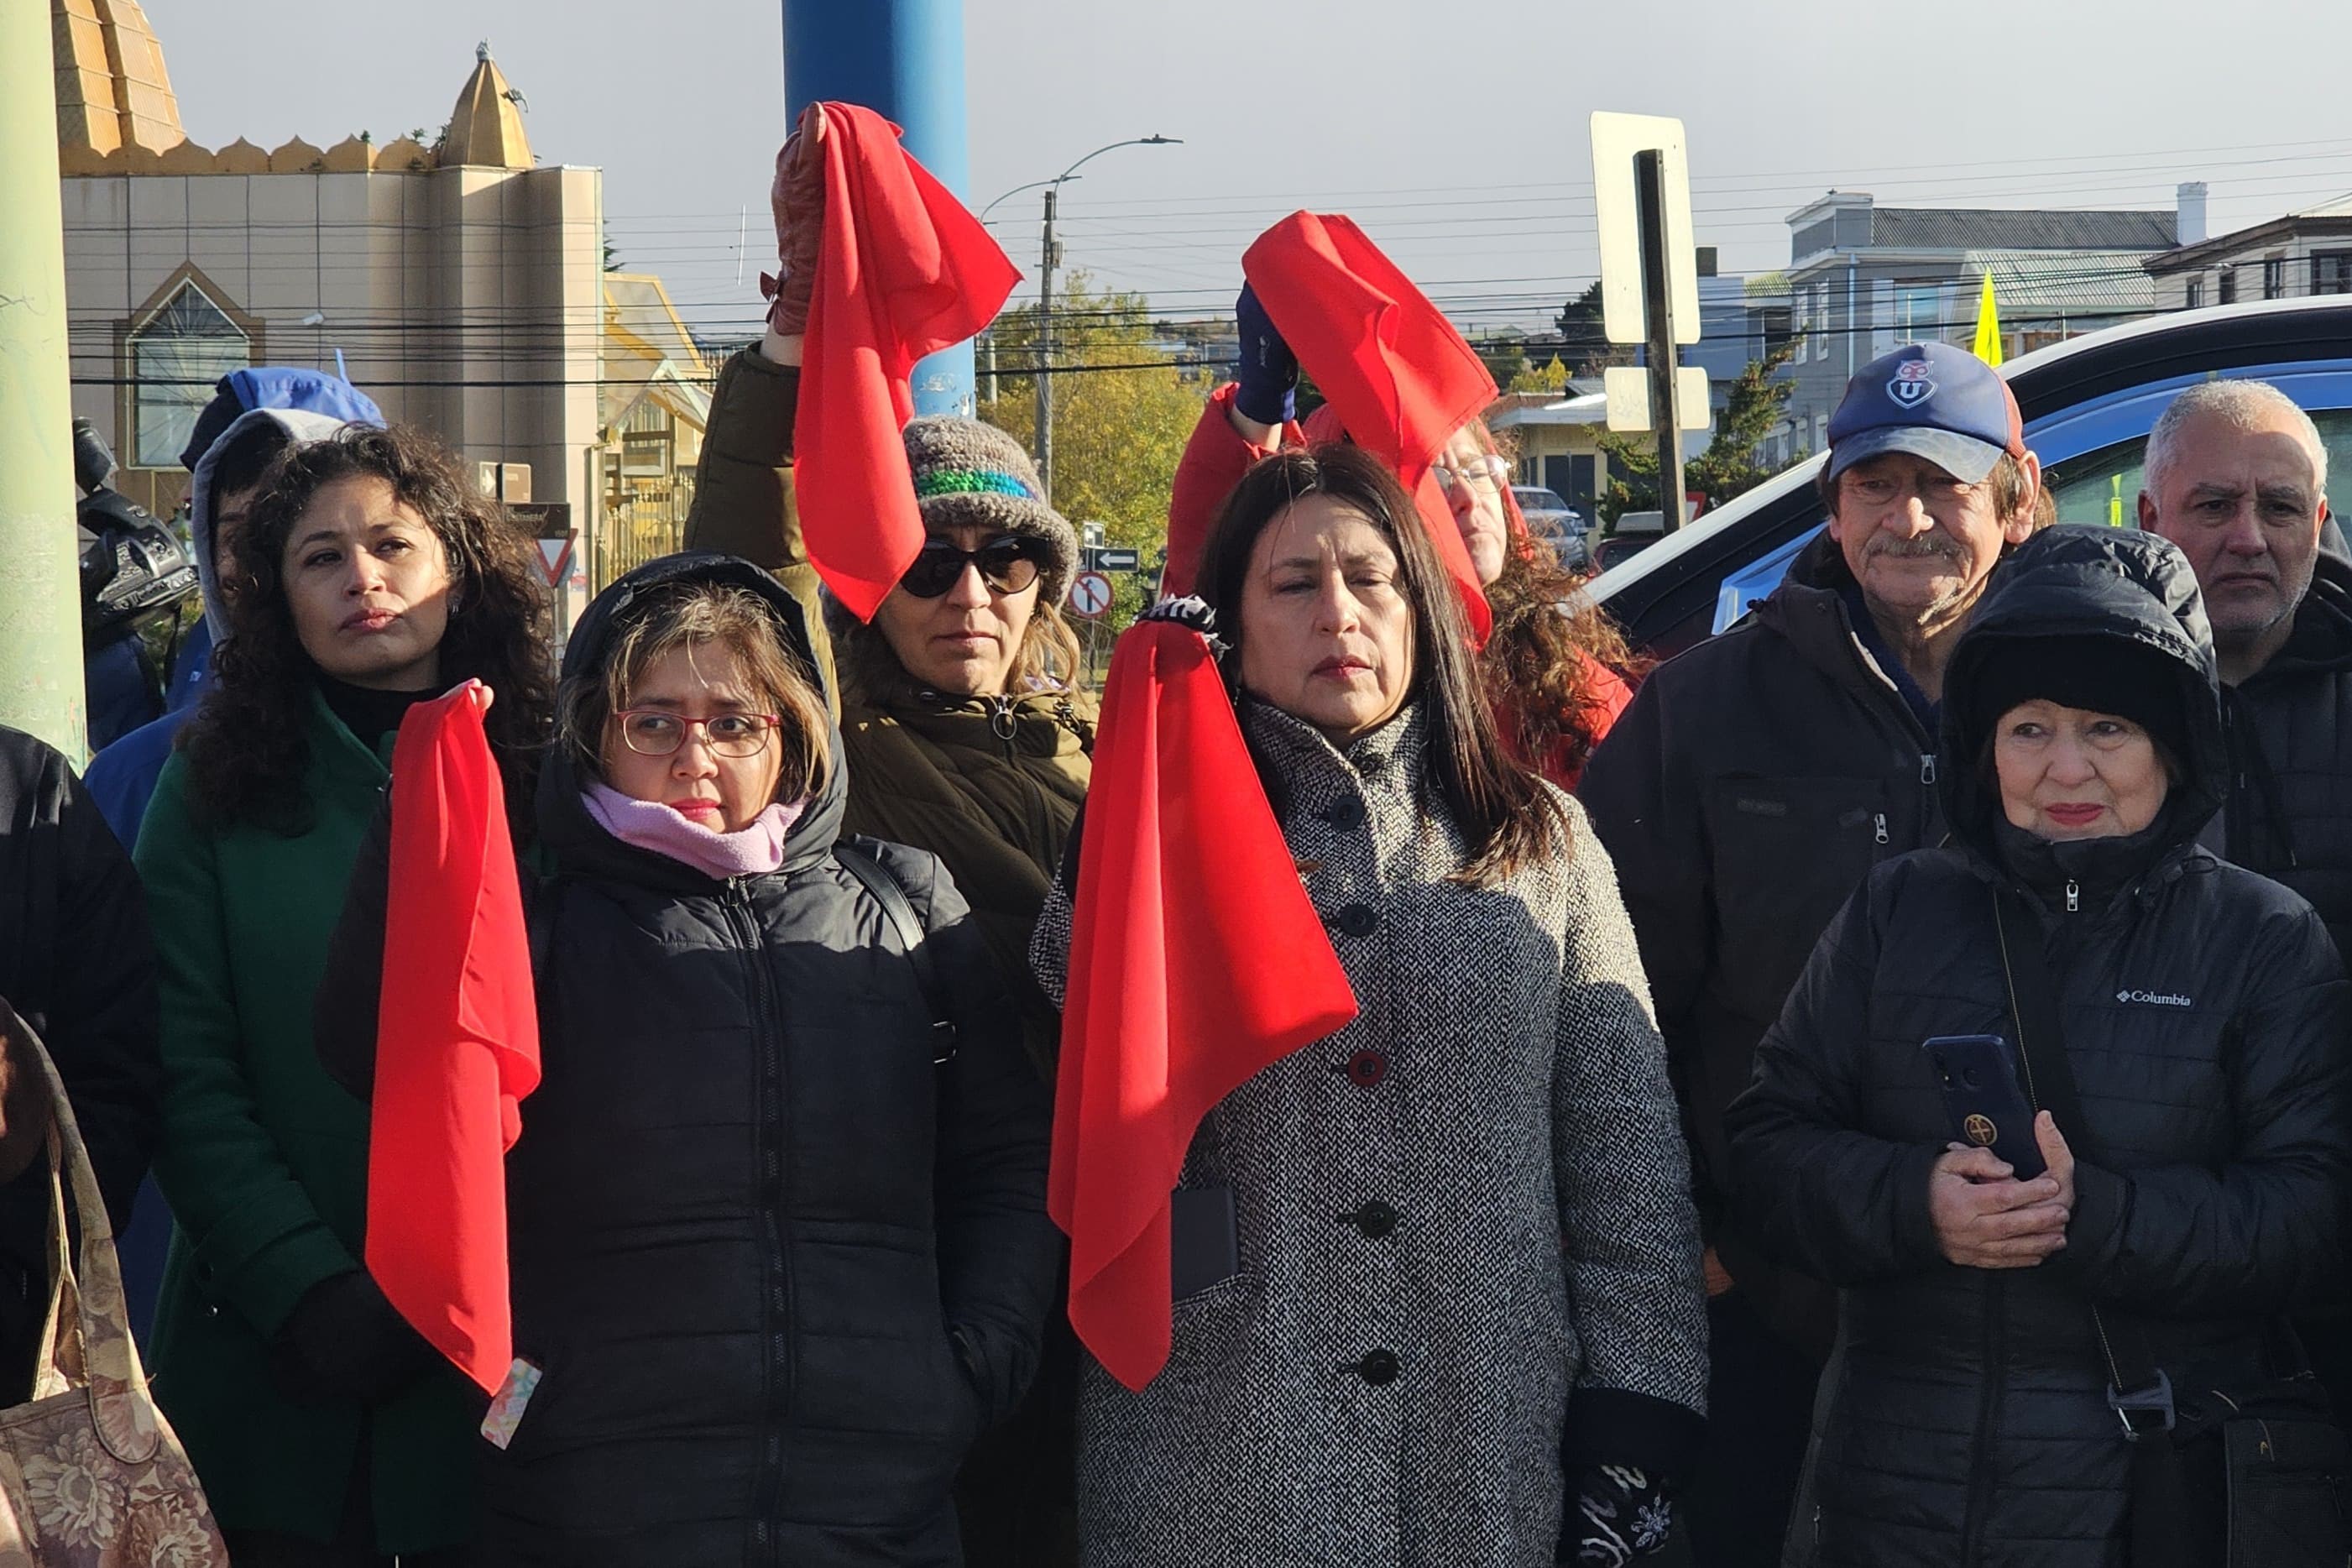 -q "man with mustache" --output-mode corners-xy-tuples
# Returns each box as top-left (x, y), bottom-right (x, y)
(1580, 342), (2043, 1566)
